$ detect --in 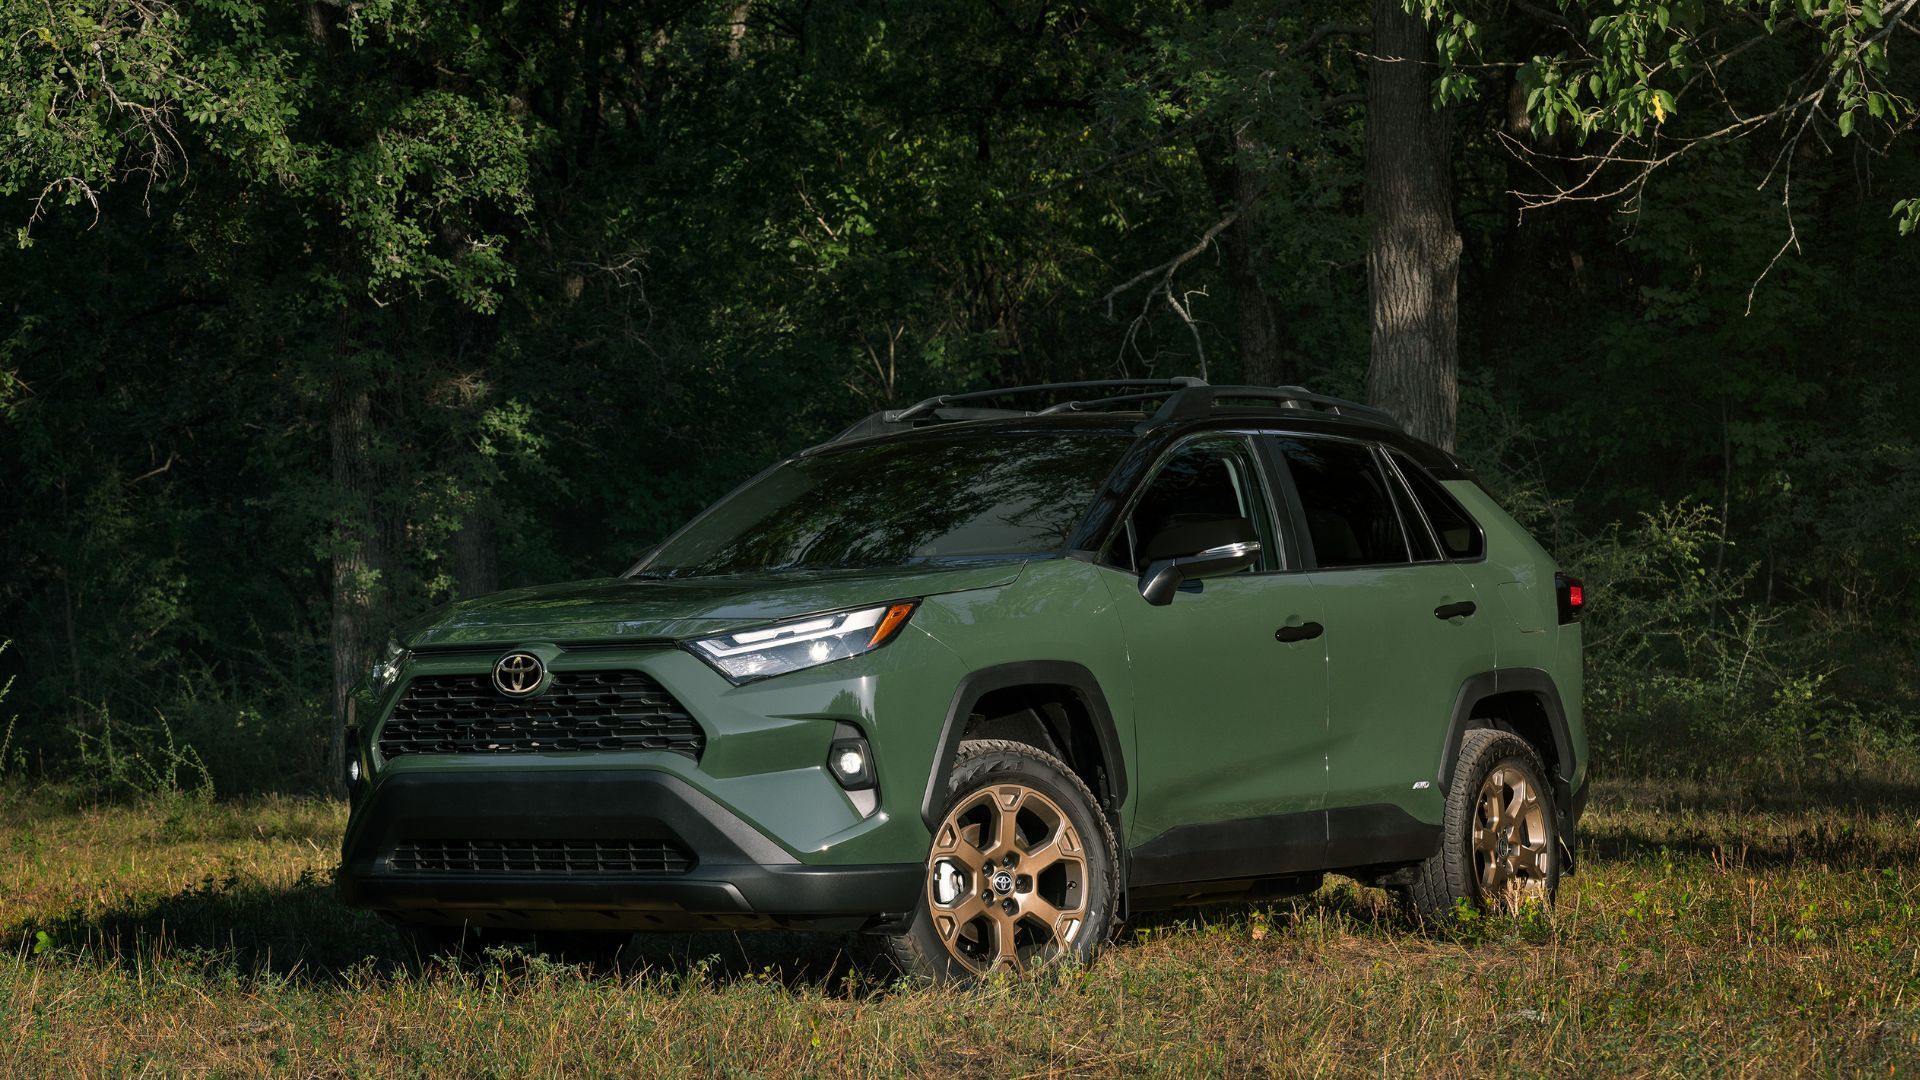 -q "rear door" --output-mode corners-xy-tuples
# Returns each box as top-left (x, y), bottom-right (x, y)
(1262, 434), (1496, 843)
(1096, 433), (1331, 884)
